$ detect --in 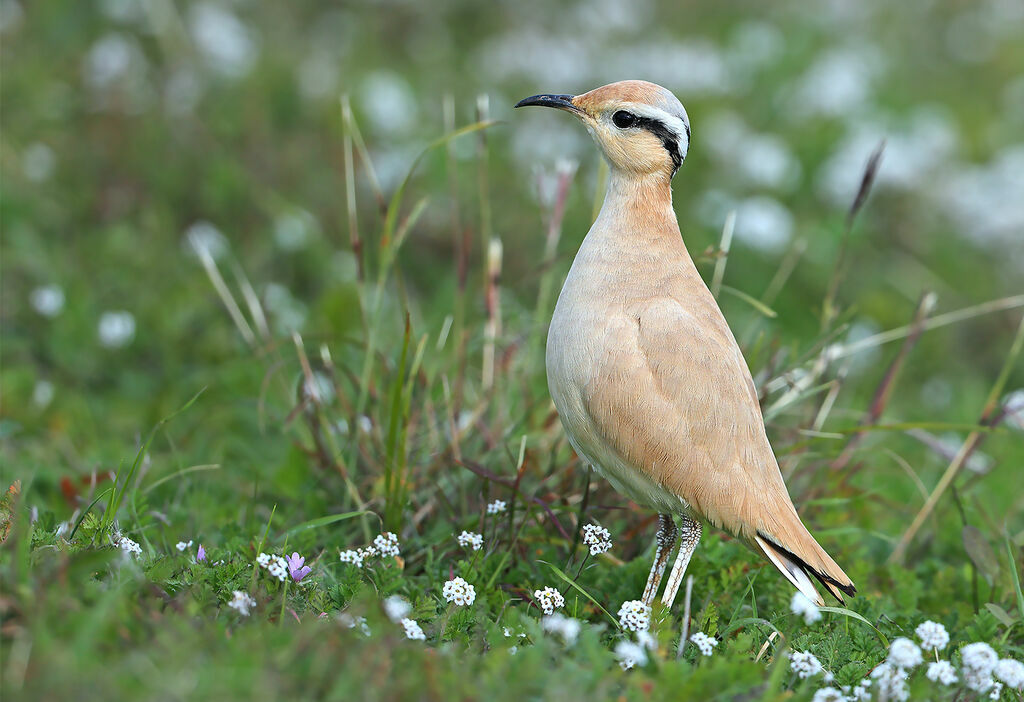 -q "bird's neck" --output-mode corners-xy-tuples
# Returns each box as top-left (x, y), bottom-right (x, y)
(595, 169), (680, 243)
